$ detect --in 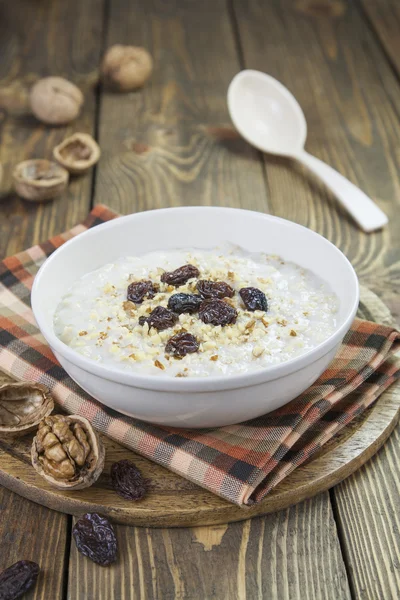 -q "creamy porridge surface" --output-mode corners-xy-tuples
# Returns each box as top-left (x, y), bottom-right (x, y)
(54, 245), (338, 377)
